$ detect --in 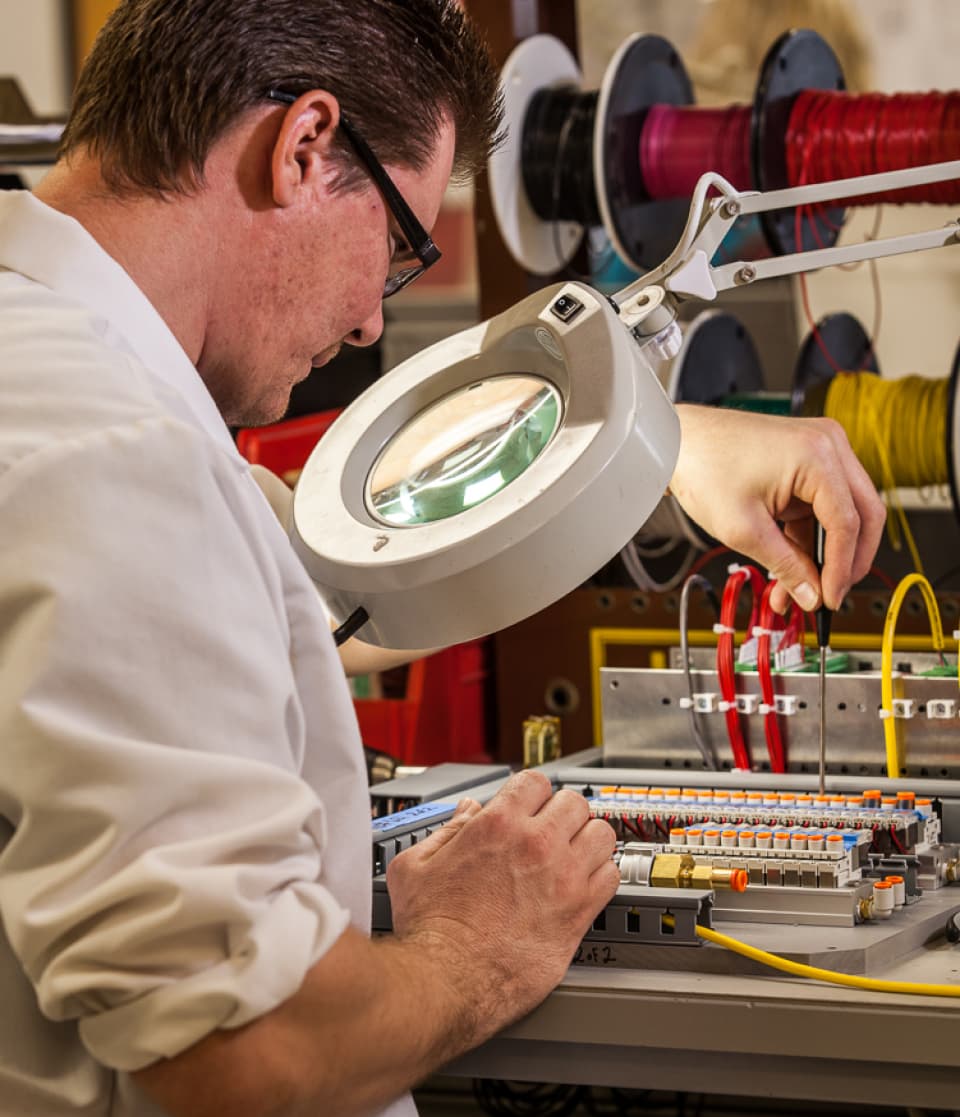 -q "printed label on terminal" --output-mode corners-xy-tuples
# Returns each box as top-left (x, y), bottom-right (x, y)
(371, 801), (454, 834)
